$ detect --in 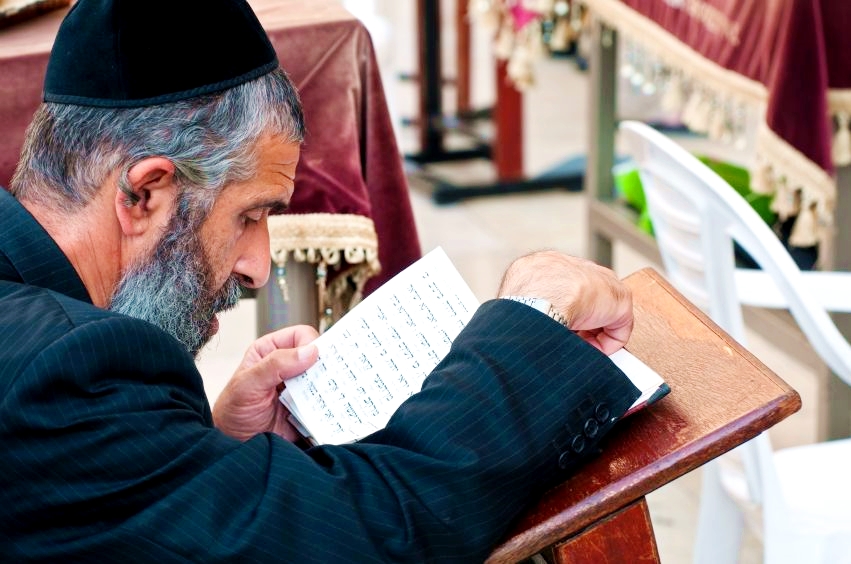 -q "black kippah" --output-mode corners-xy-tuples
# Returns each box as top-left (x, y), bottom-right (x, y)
(43, 0), (279, 108)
